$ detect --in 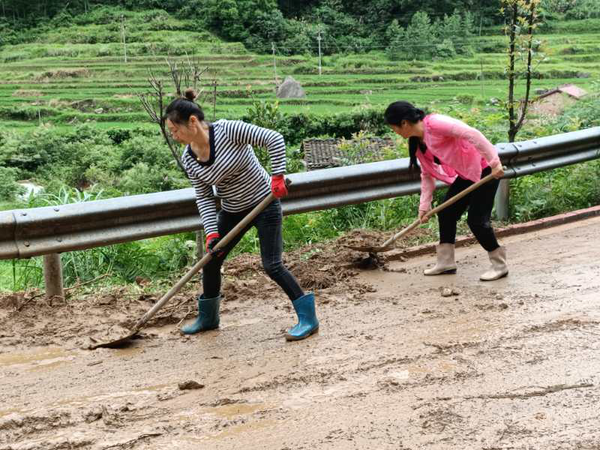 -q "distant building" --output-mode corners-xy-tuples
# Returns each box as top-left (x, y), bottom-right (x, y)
(302, 137), (396, 171)
(529, 84), (588, 117)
